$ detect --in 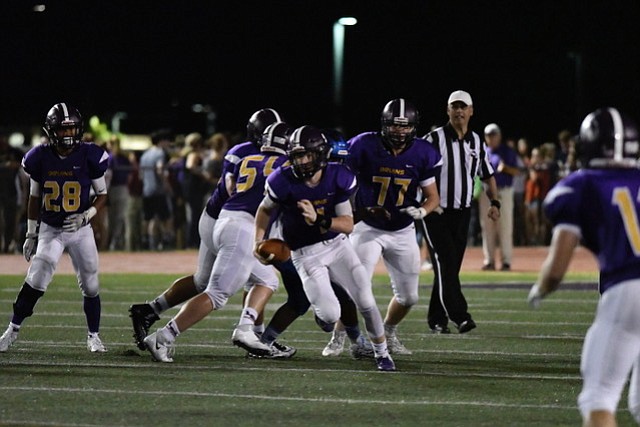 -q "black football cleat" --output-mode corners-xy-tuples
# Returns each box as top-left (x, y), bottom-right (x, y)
(129, 304), (160, 350)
